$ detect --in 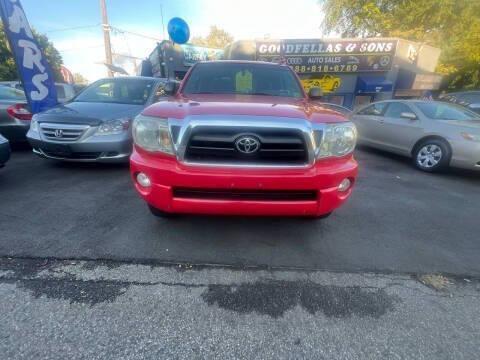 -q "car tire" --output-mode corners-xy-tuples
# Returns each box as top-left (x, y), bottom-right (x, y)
(148, 205), (176, 218)
(413, 139), (451, 172)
